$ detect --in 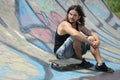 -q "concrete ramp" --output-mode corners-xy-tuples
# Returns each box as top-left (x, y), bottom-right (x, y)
(0, 0), (120, 80)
